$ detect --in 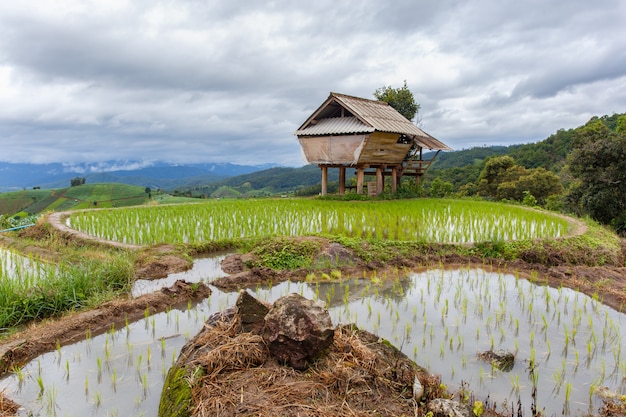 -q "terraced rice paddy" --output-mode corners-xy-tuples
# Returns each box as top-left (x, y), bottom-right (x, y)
(67, 199), (569, 245)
